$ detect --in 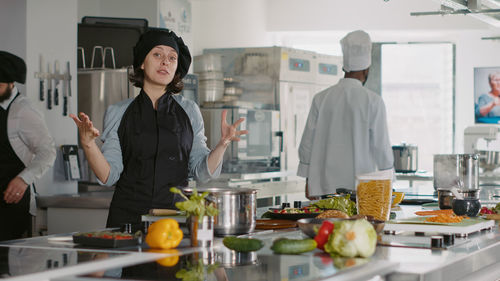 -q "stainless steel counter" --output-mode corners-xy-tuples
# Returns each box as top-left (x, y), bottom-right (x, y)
(1, 205), (499, 281)
(37, 192), (113, 209)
